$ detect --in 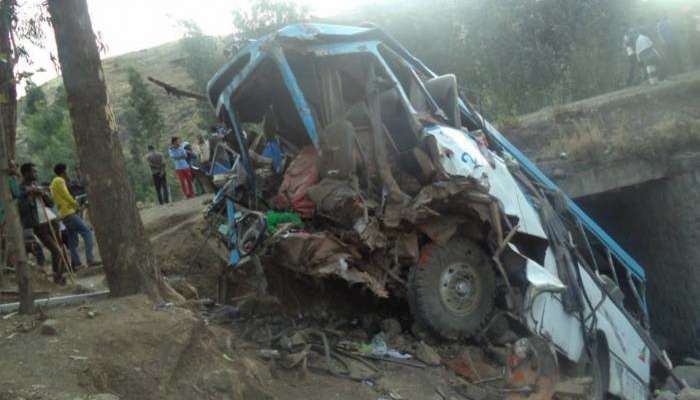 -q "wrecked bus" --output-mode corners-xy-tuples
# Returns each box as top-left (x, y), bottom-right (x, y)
(206, 24), (657, 399)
